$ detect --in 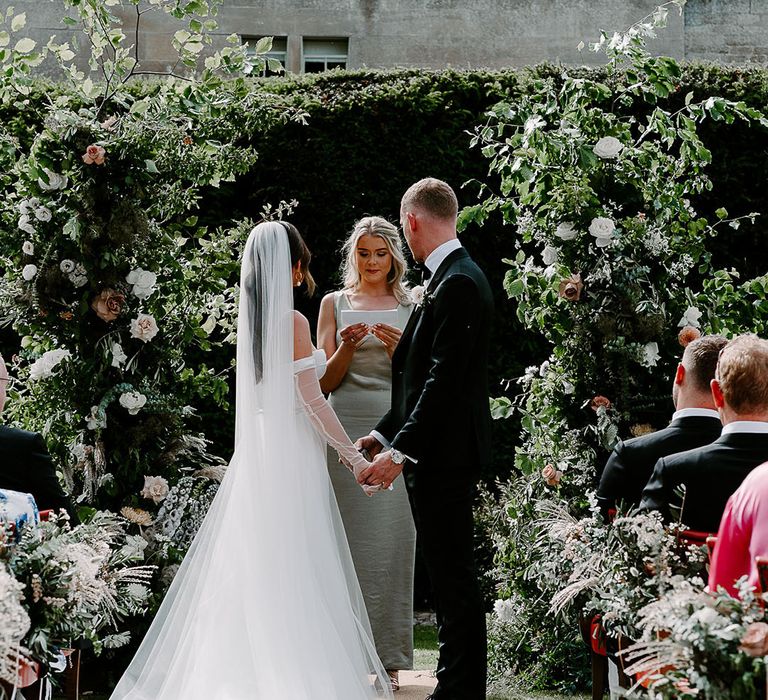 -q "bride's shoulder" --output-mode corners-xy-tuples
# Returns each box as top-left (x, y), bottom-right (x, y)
(293, 311), (313, 360)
